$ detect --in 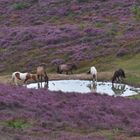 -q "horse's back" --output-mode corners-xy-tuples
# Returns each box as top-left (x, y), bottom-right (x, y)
(90, 66), (97, 75)
(19, 72), (28, 80)
(12, 71), (28, 80)
(118, 69), (125, 78)
(37, 66), (45, 75)
(59, 64), (69, 71)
